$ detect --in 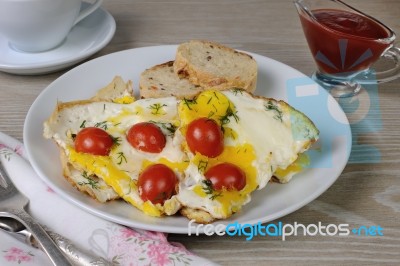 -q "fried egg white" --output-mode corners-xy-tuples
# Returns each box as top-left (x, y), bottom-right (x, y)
(176, 90), (319, 220)
(44, 96), (188, 216)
